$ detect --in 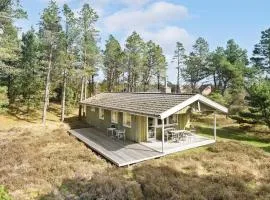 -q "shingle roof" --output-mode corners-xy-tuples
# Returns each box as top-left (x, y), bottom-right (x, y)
(80, 92), (195, 117)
